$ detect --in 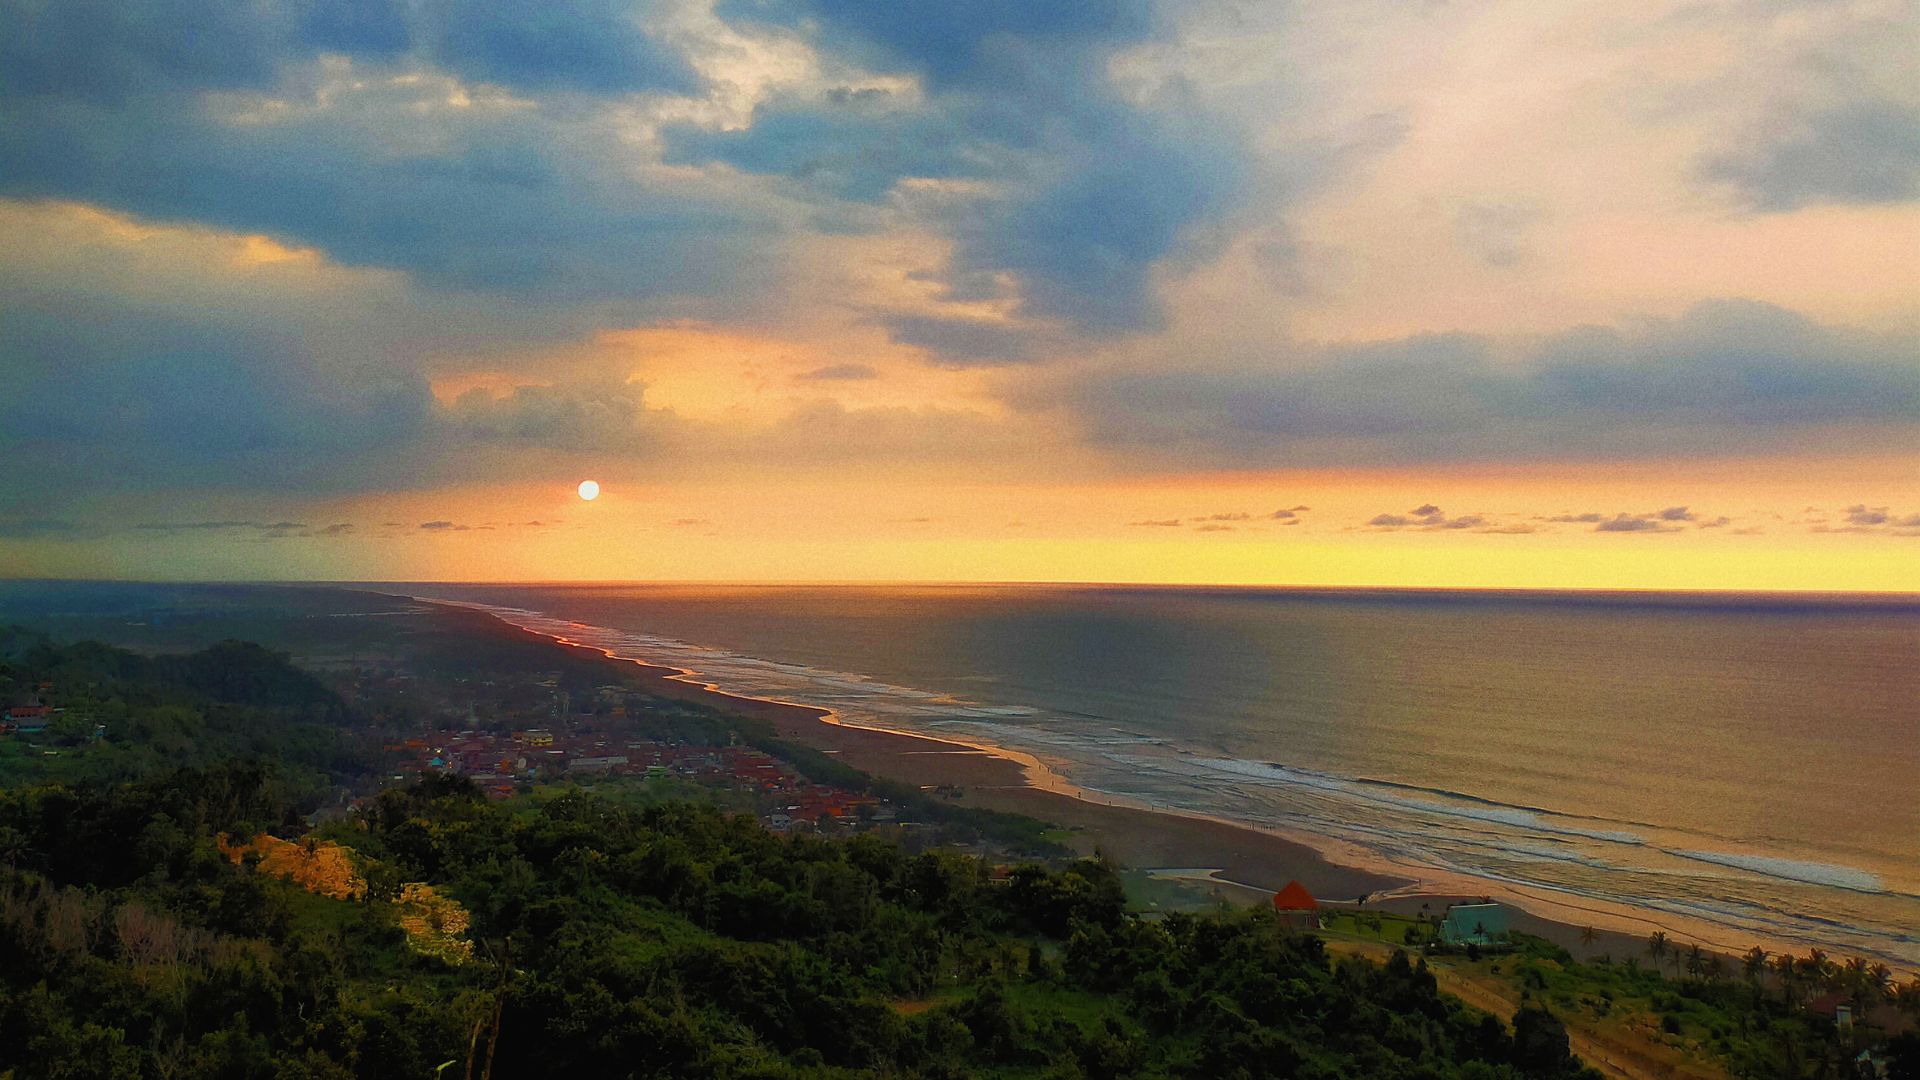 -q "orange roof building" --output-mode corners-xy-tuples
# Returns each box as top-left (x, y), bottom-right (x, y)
(1271, 881), (1320, 928)
(1272, 880), (1317, 910)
